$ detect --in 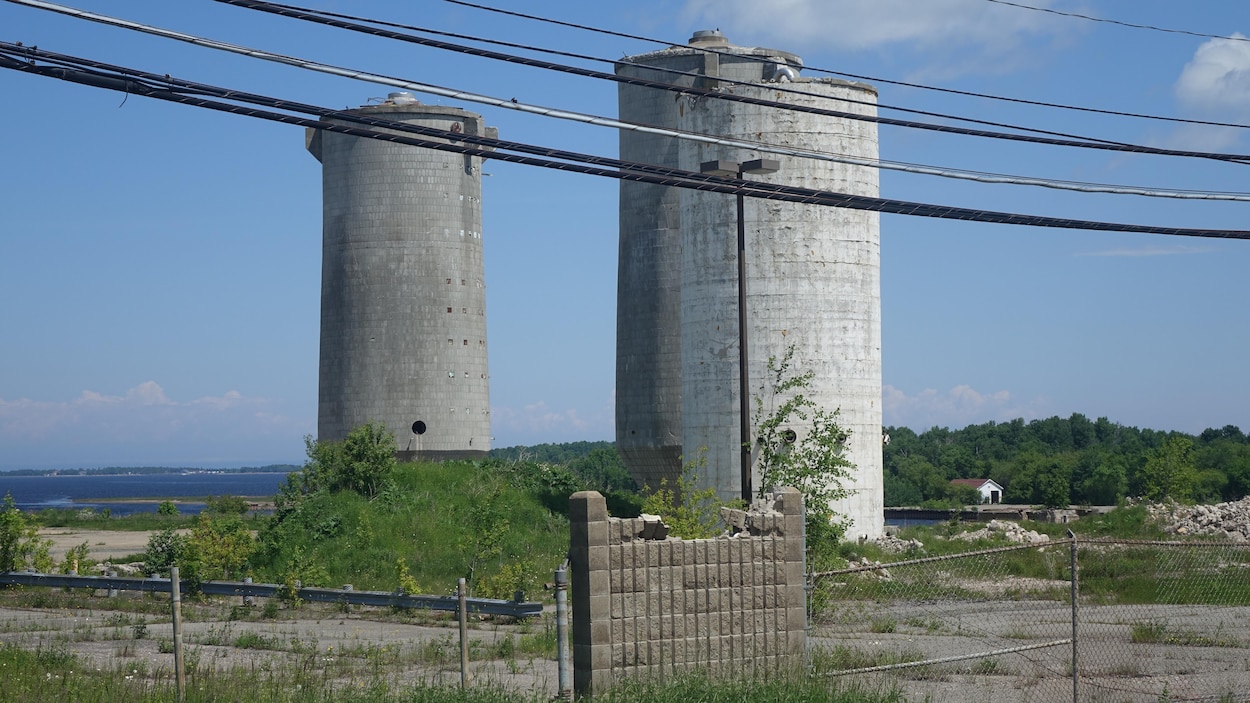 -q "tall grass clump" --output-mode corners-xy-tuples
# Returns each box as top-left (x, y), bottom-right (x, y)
(599, 671), (902, 703)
